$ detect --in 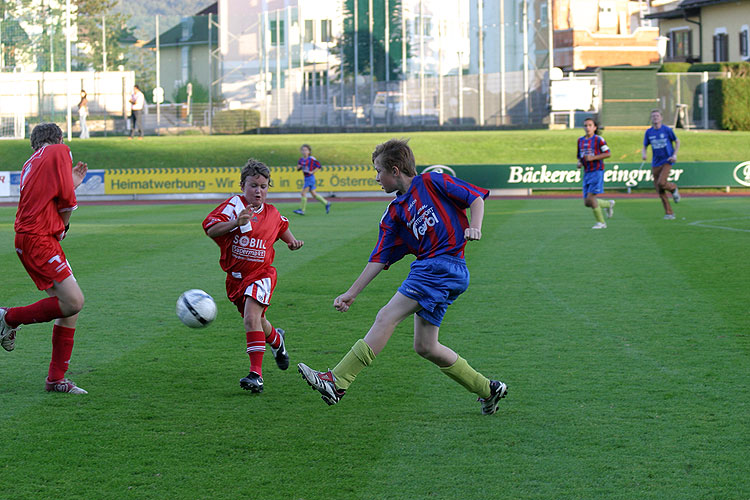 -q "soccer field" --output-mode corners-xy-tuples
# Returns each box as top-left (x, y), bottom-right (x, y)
(1, 197), (748, 499)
